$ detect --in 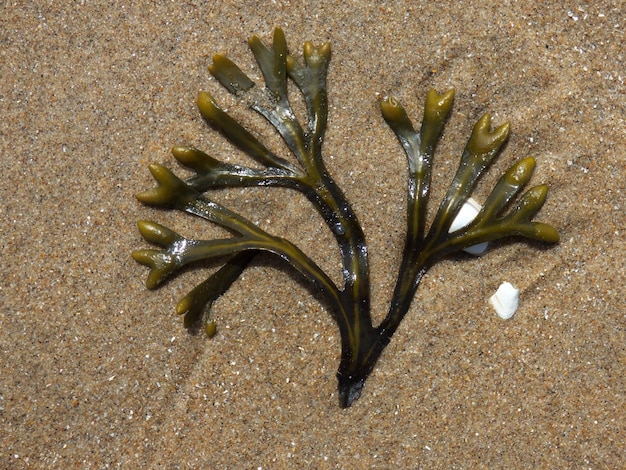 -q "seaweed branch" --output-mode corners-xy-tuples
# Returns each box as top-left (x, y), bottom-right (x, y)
(133, 28), (559, 407)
